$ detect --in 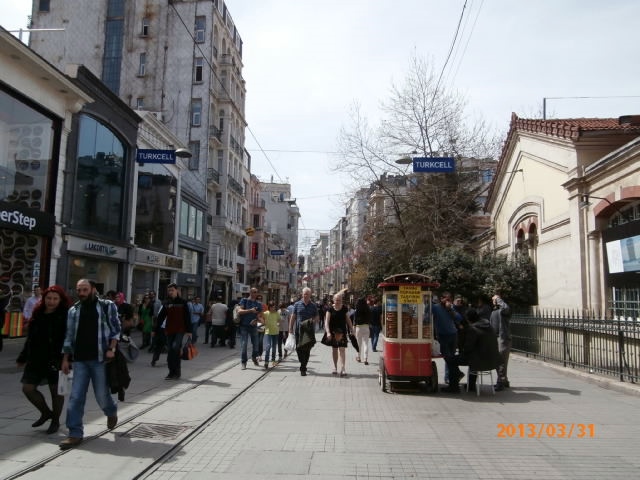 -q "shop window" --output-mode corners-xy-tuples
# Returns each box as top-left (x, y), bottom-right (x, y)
(73, 114), (126, 239)
(135, 162), (177, 252)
